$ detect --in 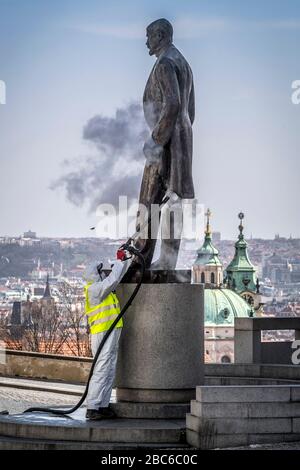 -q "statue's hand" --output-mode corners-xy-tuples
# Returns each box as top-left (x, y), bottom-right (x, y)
(143, 136), (164, 167)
